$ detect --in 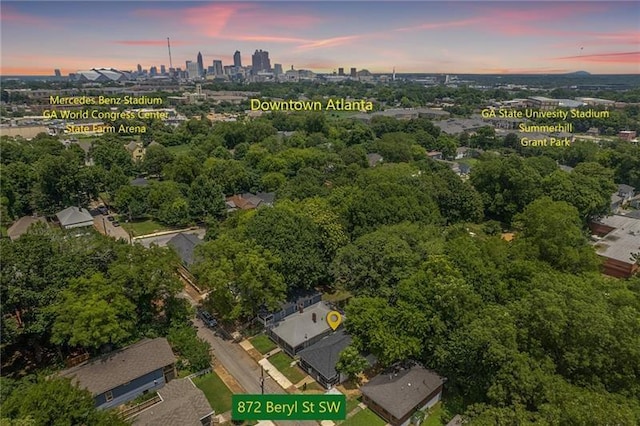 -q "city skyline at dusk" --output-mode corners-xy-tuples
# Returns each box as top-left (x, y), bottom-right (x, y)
(1, 1), (638, 75)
